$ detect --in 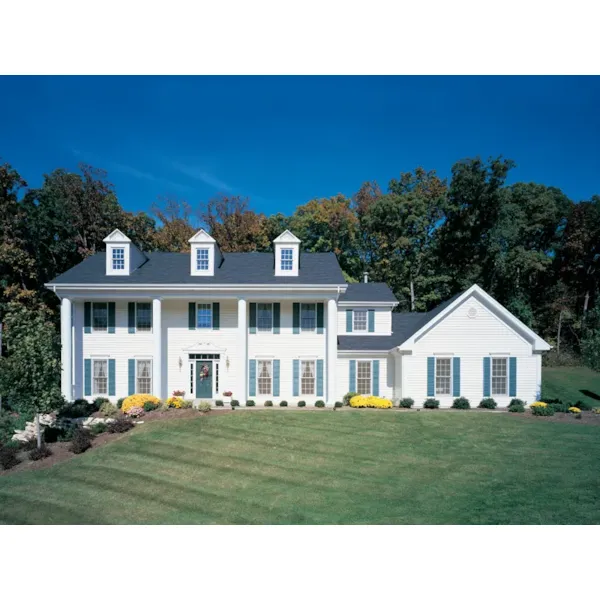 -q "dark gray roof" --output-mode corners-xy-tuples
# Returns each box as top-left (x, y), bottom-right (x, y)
(341, 283), (398, 303)
(338, 292), (464, 351)
(48, 251), (347, 286)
